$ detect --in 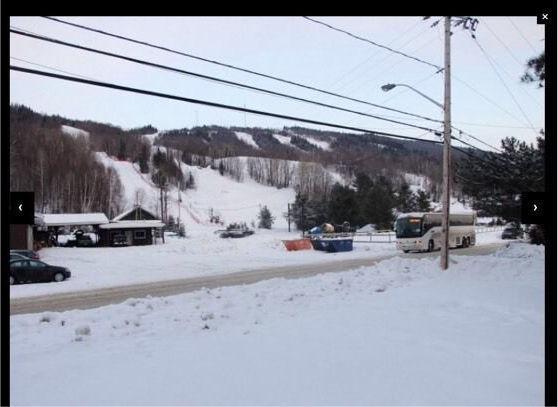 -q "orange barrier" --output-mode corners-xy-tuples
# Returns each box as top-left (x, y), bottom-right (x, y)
(282, 238), (314, 251)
